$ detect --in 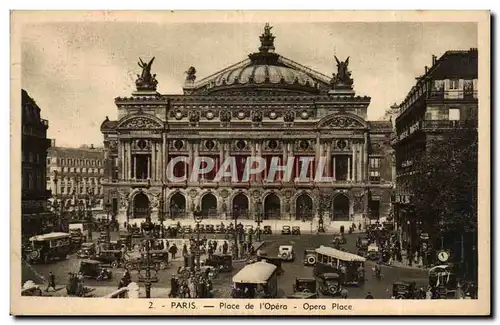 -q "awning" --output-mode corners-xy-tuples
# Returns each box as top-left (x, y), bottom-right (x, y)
(315, 245), (366, 262)
(232, 261), (277, 284)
